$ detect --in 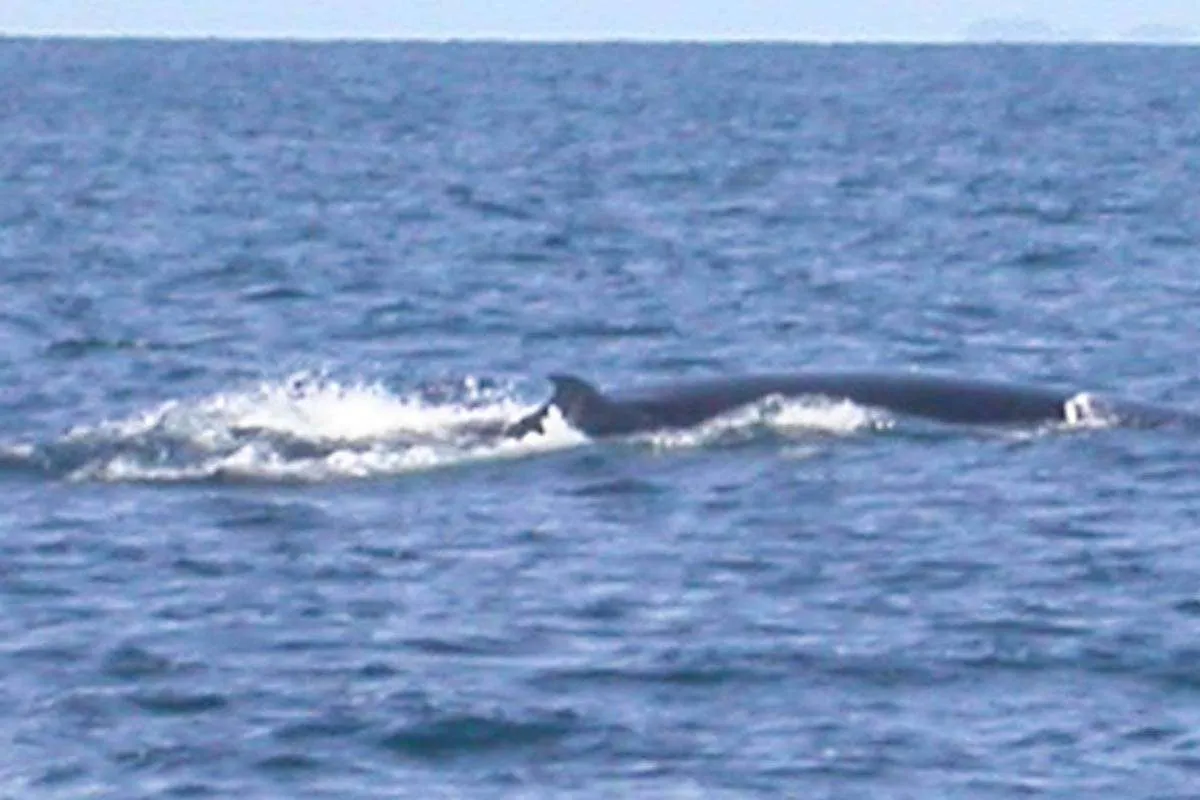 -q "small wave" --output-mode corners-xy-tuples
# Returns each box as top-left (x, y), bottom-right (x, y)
(4, 373), (585, 484)
(379, 706), (581, 759)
